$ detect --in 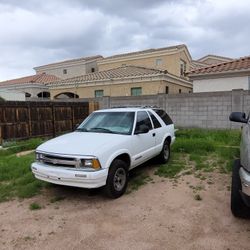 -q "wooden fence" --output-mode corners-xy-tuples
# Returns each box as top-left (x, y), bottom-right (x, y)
(0, 101), (99, 143)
